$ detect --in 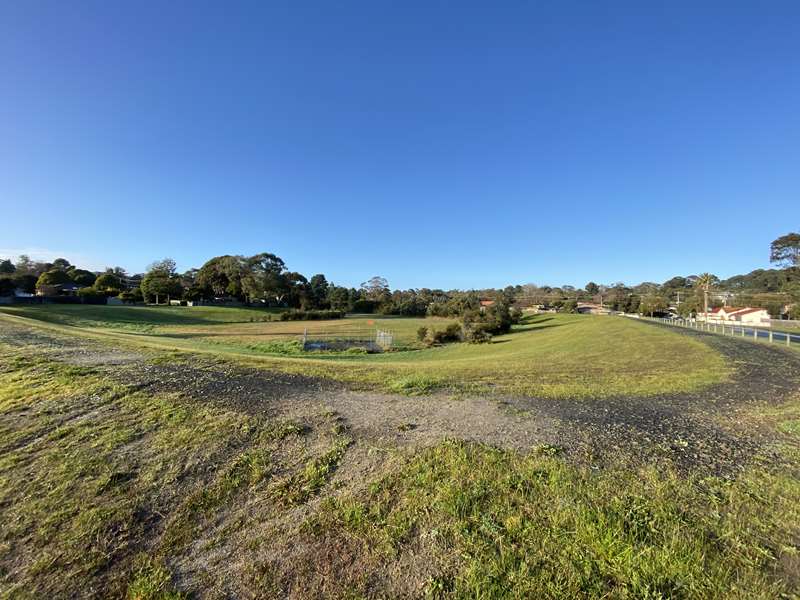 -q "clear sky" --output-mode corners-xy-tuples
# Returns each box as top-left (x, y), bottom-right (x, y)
(1, 1), (798, 289)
